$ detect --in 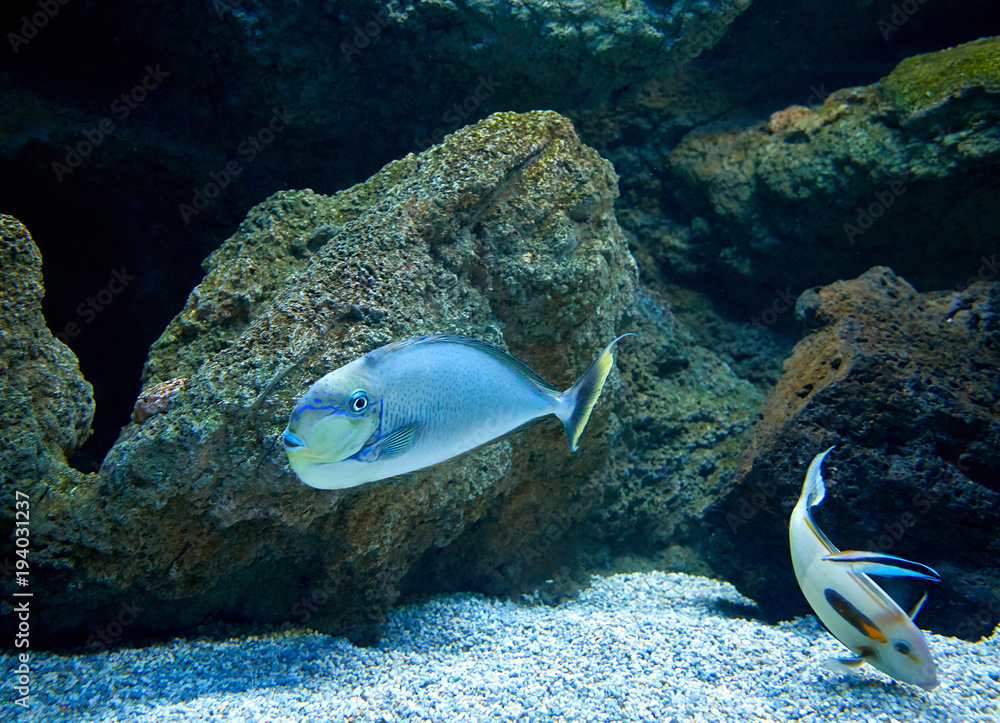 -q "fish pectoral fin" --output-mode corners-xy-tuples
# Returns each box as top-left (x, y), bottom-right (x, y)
(821, 657), (867, 674)
(822, 551), (941, 582)
(821, 646), (876, 674)
(358, 424), (418, 462)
